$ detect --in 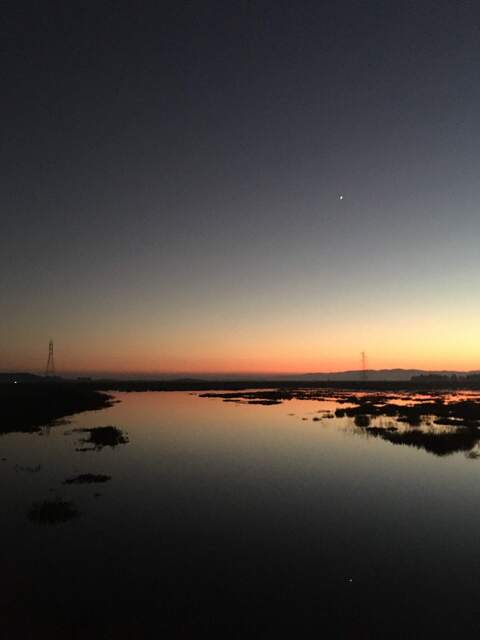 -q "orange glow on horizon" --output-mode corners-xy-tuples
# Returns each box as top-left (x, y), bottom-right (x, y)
(9, 351), (480, 377)
(4, 306), (480, 375)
